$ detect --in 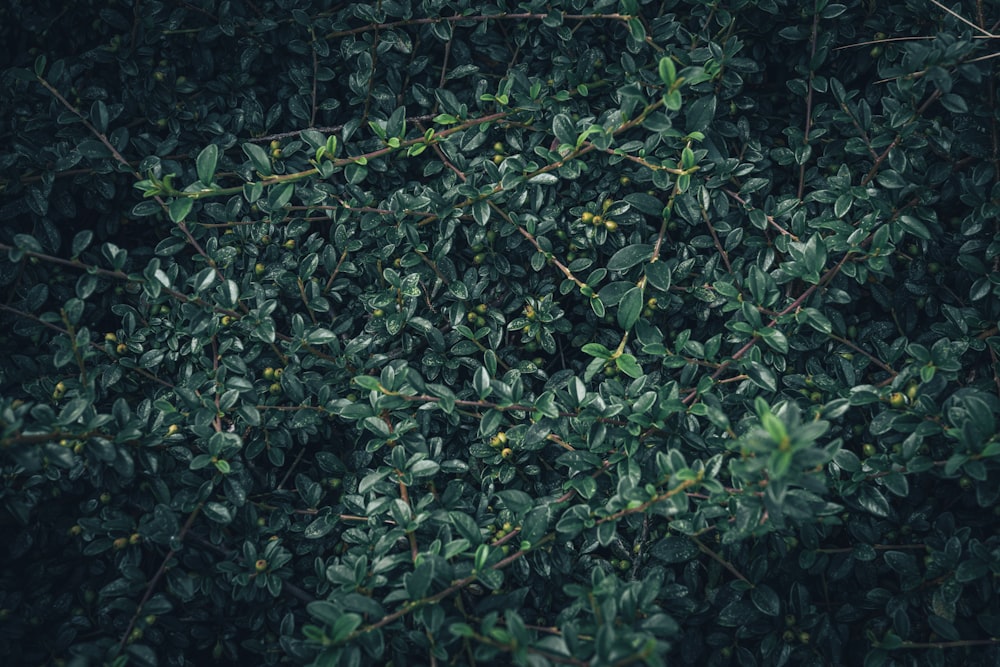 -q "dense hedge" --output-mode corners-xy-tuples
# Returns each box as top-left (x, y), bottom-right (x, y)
(2, 1), (1000, 665)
